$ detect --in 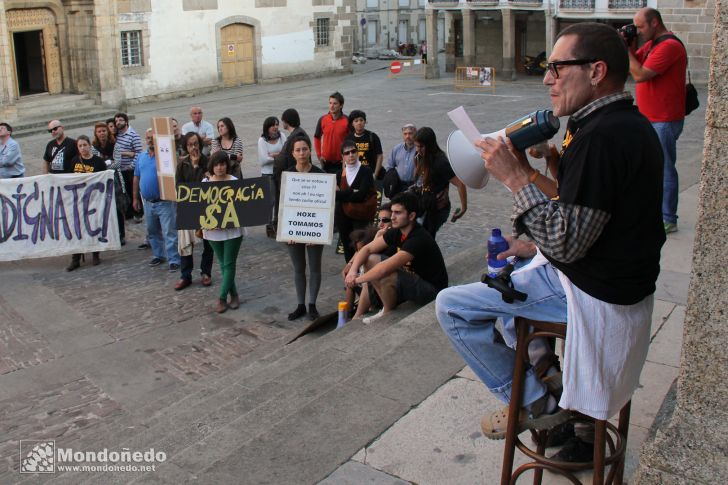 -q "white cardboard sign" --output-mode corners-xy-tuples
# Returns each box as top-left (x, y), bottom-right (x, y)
(277, 172), (336, 245)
